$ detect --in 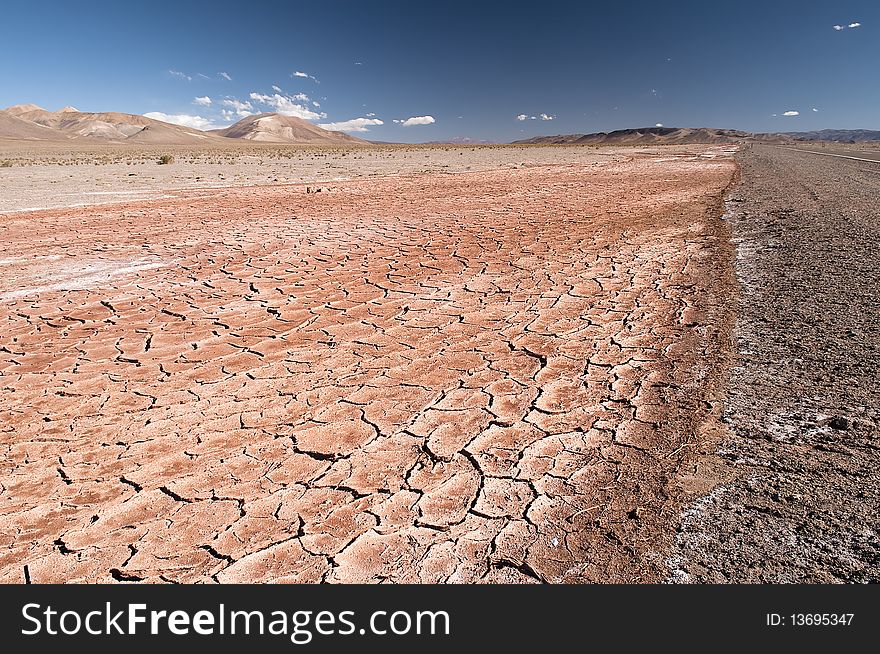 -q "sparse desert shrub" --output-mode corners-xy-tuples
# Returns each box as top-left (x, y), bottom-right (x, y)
(158, 154), (174, 165)
(0, 160), (13, 167)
